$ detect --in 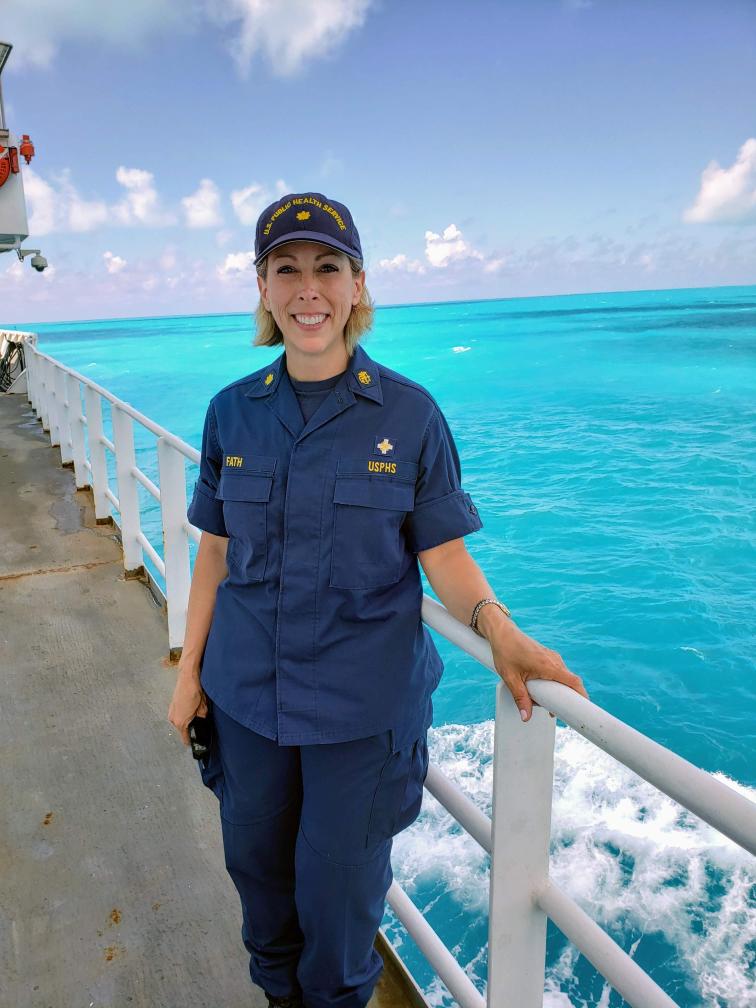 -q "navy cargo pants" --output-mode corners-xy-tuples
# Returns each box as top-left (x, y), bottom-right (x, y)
(197, 696), (429, 1008)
